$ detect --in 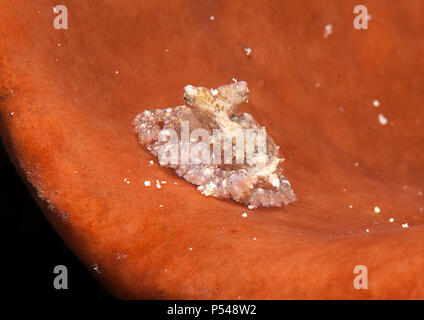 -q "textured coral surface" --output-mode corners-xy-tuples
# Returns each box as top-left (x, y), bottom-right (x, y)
(1, 0), (424, 299)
